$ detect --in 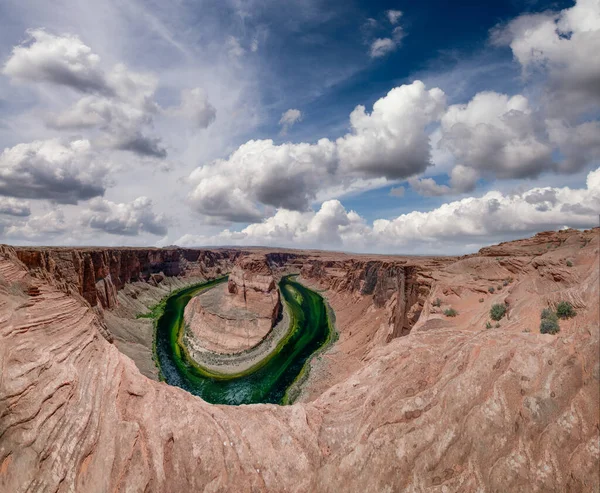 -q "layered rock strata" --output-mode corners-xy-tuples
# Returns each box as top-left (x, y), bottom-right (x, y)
(0, 229), (598, 492)
(184, 255), (281, 354)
